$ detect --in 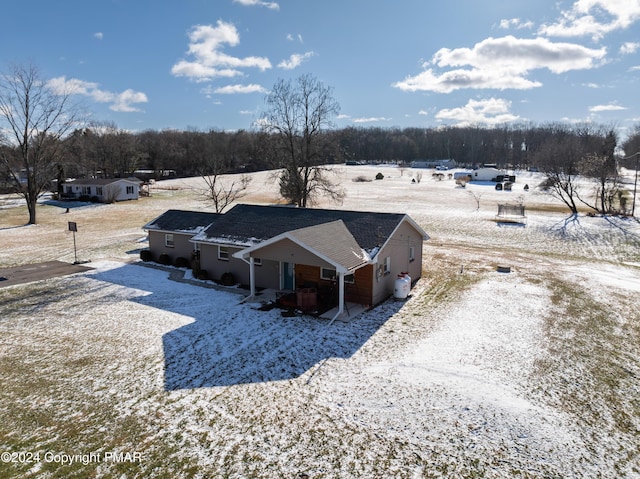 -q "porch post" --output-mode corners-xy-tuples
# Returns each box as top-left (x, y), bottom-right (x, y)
(338, 271), (345, 316)
(330, 271), (346, 325)
(249, 256), (256, 297)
